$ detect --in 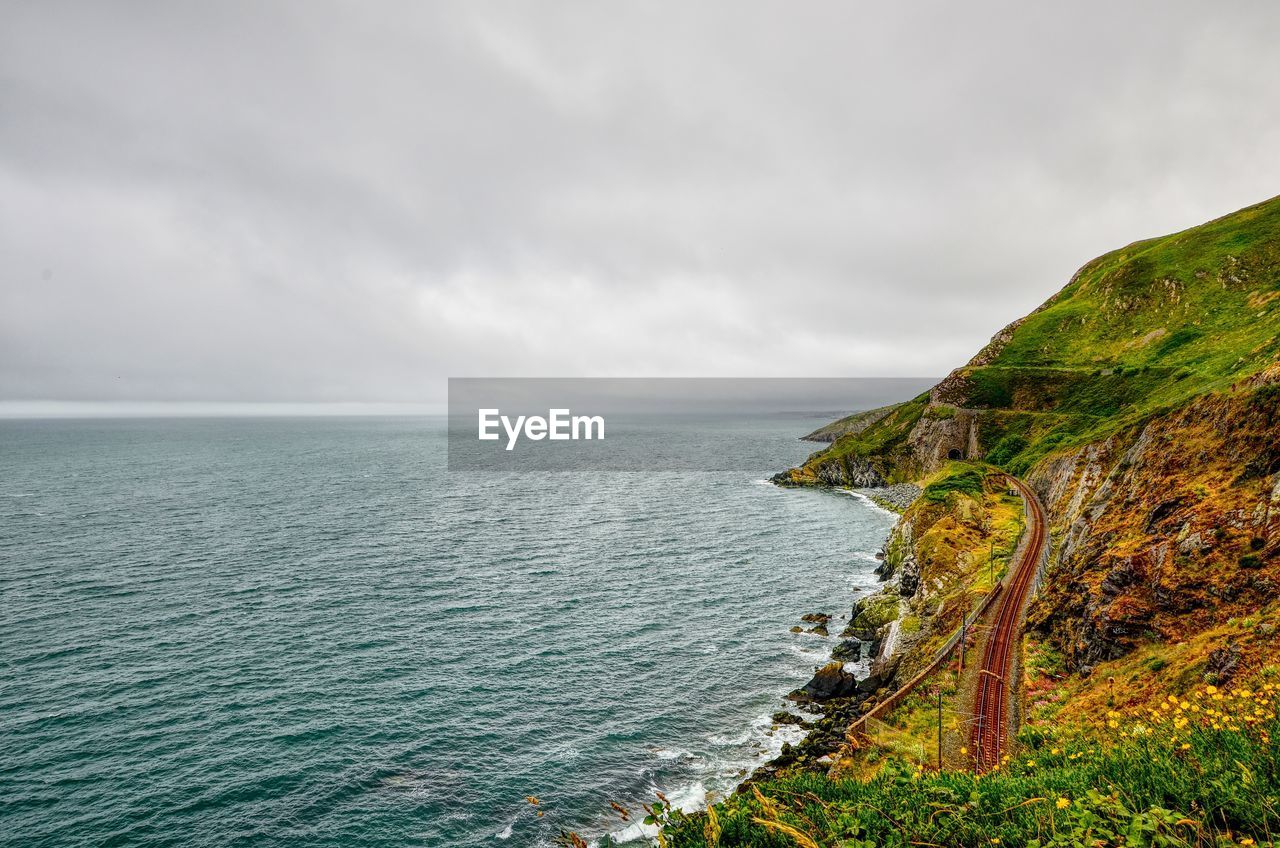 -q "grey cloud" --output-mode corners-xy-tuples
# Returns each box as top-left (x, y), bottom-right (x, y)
(2, 0), (1279, 402)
